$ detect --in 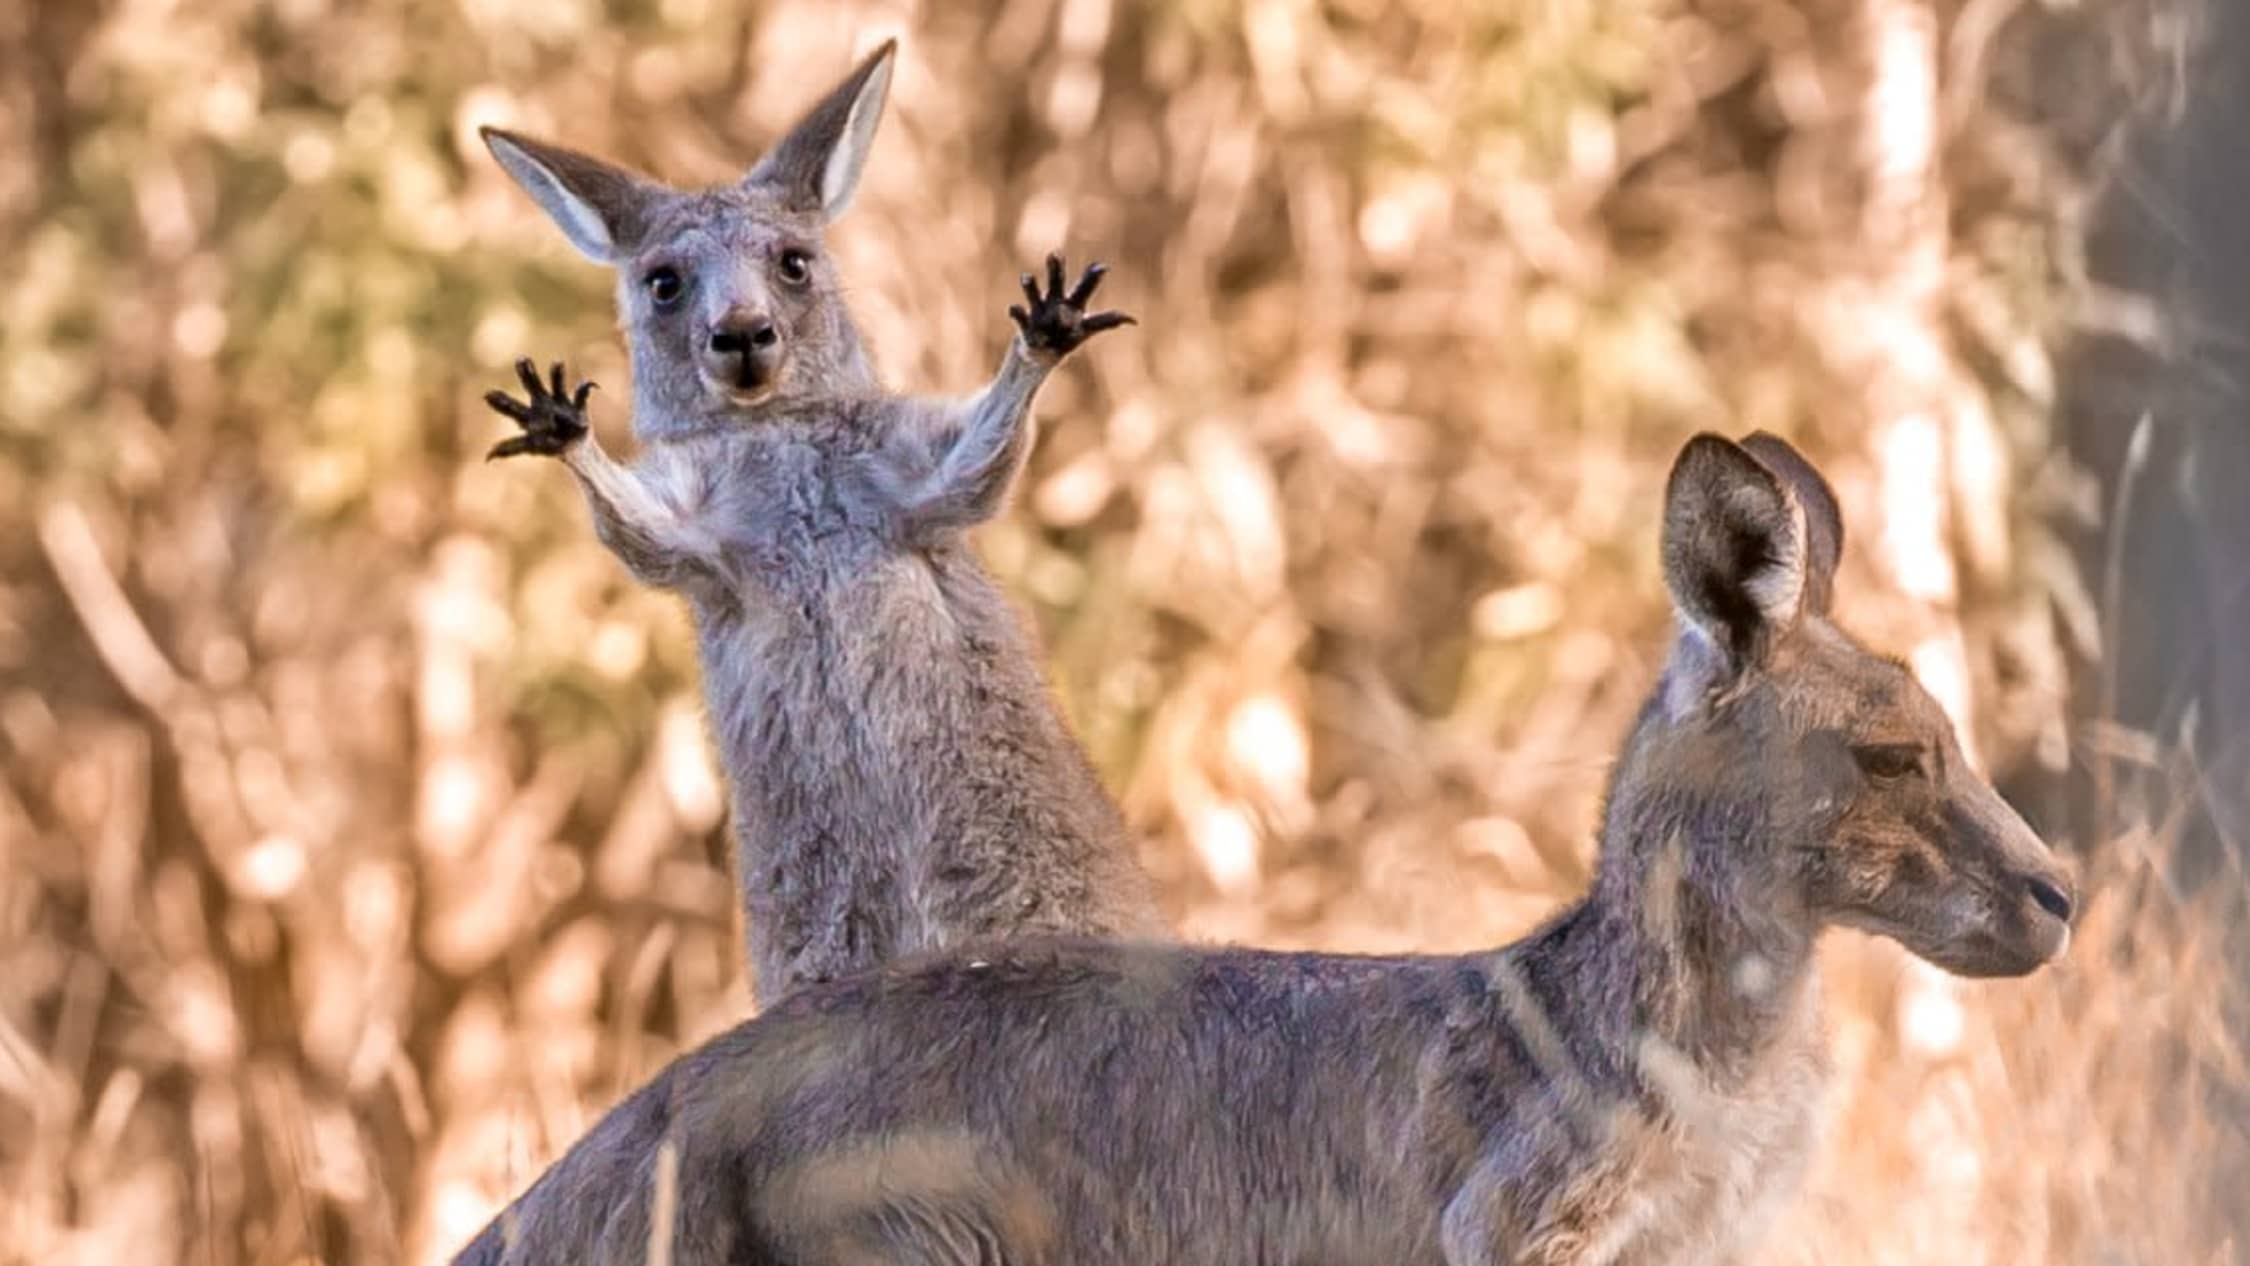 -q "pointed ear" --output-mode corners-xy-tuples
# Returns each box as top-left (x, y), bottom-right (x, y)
(1662, 433), (1810, 671)
(746, 39), (897, 220)
(482, 127), (663, 264)
(1737, 431), (1843, 616)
